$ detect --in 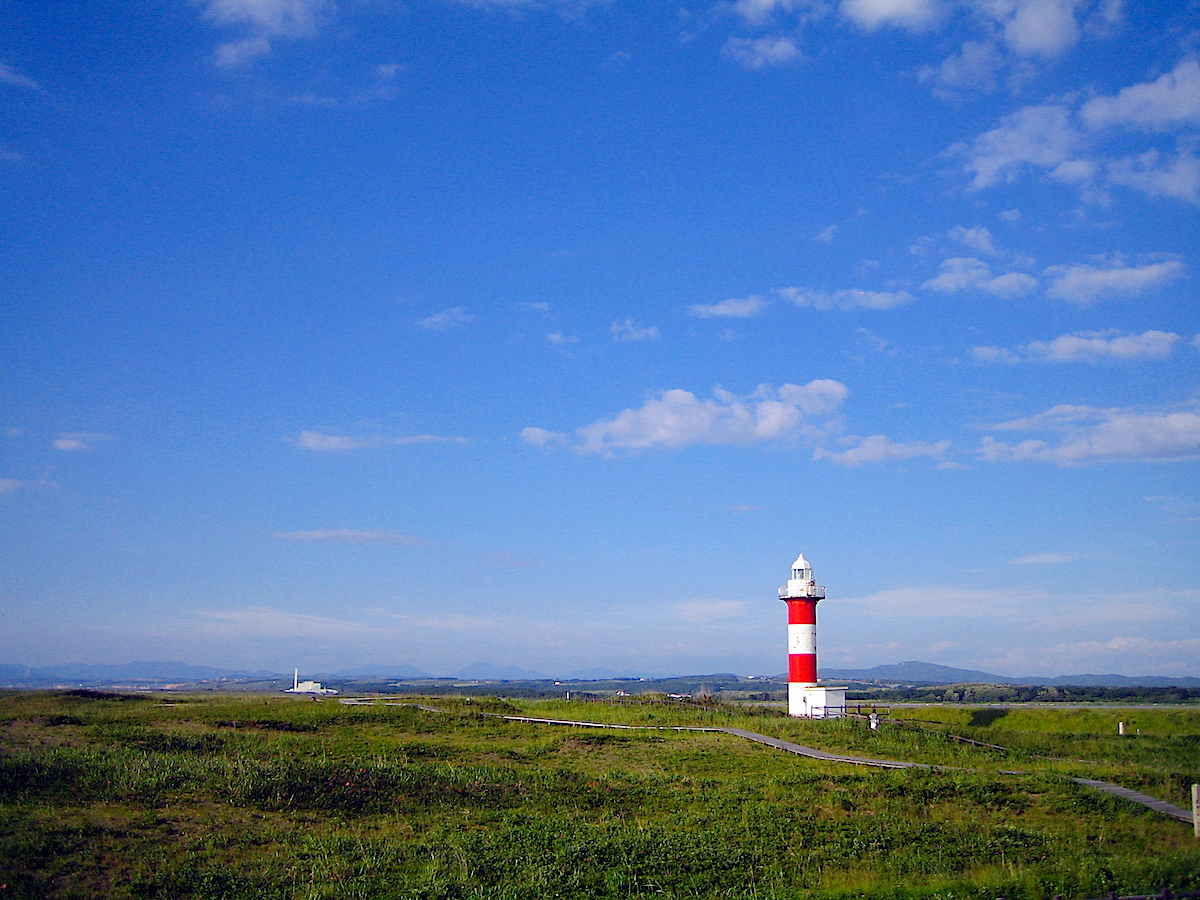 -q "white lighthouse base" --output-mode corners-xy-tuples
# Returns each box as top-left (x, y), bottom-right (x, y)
(788, 685), (846, 718)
